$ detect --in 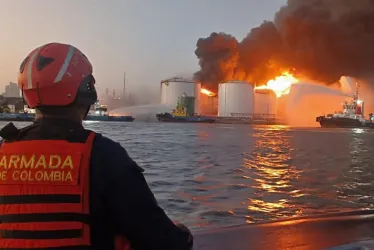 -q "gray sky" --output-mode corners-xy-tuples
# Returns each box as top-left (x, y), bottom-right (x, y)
(0, 0), (286, 96)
